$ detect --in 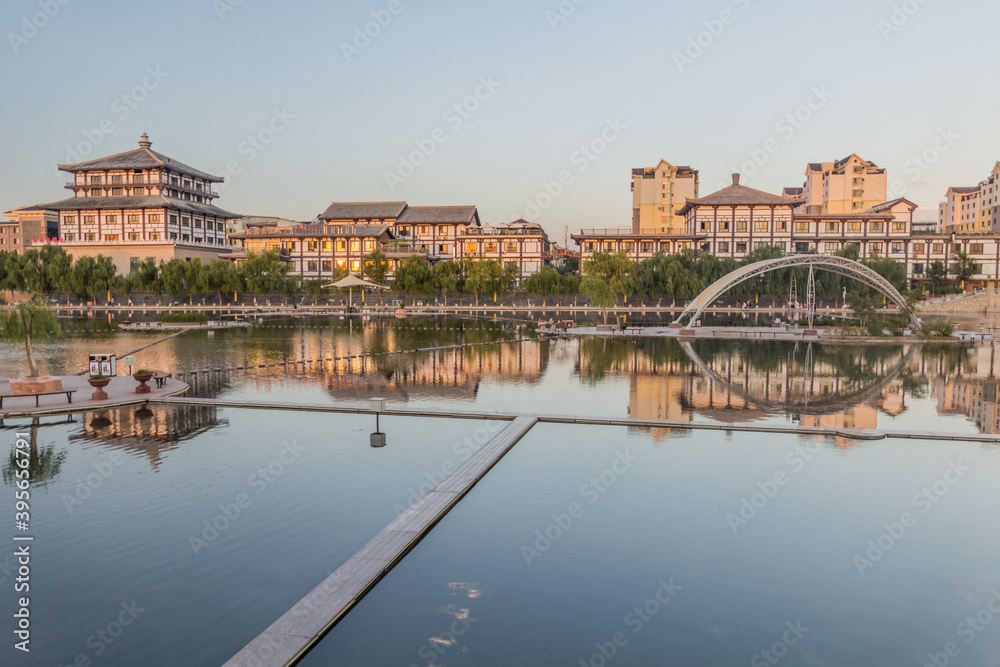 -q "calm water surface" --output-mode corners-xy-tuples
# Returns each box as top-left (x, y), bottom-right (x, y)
(1, 316), (998, 665)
